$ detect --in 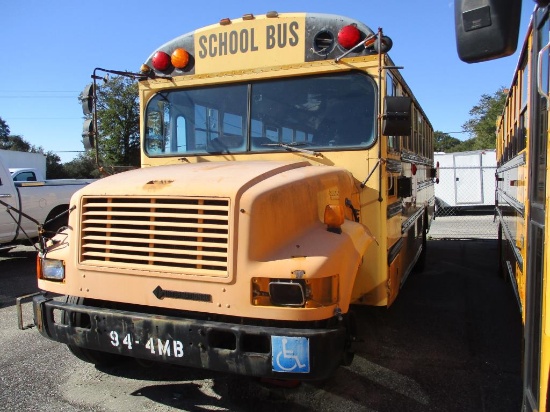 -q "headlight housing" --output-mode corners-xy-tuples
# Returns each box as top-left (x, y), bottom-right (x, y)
(252, 275), (339, 308)
(38, 257), (65, 281)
